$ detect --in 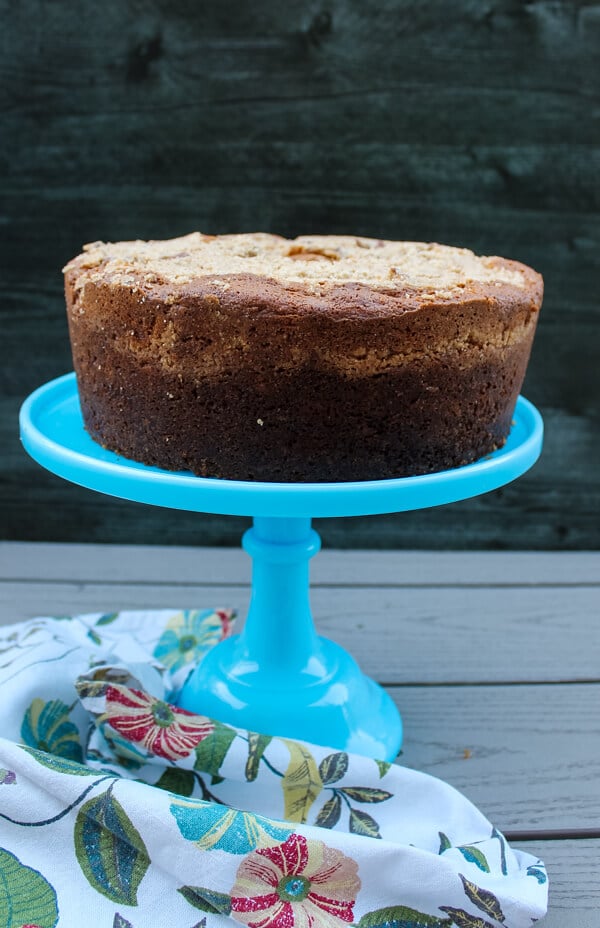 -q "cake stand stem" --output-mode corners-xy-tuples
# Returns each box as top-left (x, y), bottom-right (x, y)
(241, 517), (323, 672)
(179, 515), (403, 760)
